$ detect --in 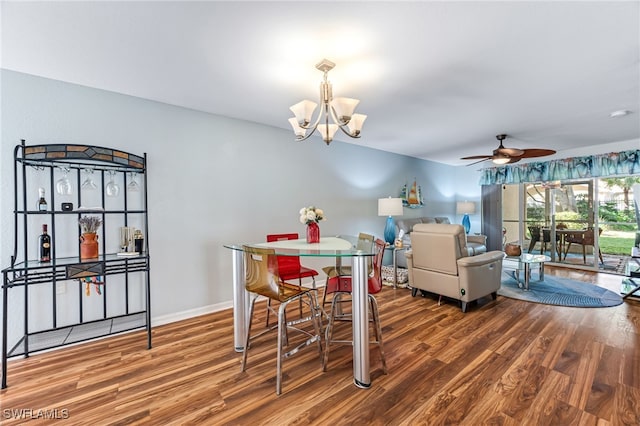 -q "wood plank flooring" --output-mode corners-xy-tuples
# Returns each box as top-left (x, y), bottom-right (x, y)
(1, 267), (639, 425)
